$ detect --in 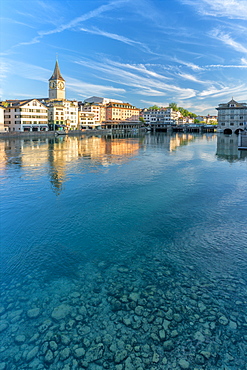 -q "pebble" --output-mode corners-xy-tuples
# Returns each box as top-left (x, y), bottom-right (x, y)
(14, 334), (26, 344)
(26, 346), (39, 362)
(44, 349), (54, 364)
(27, 307), (40, 319)
(219, 315), (229, 325)
(74, 347), (85, 358)
(163, 340), (174, 351)
(0, 322), (8, 333)
(178, 359), (190, 369)
(51, 304), (71, 321)
(60, 347), (70, 360)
